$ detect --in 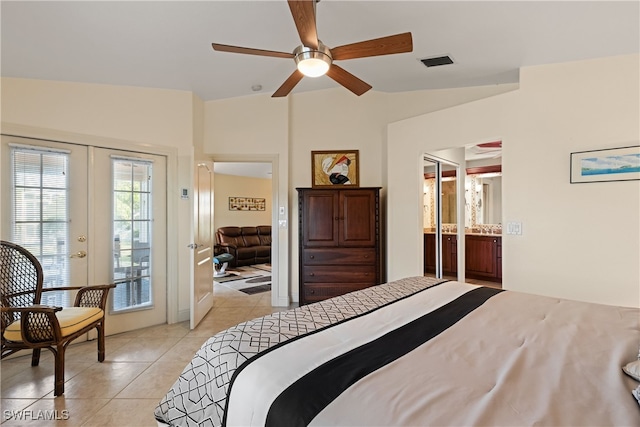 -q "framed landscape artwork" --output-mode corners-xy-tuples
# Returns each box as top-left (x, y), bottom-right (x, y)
(570, 145), (640, 183)
(311, 150), (360, 188)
